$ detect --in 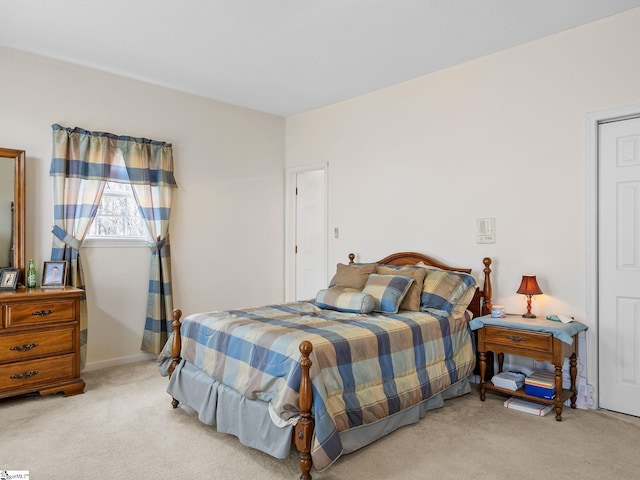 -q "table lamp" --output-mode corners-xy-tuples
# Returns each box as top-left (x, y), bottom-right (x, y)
(516, 275), (543, 318)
